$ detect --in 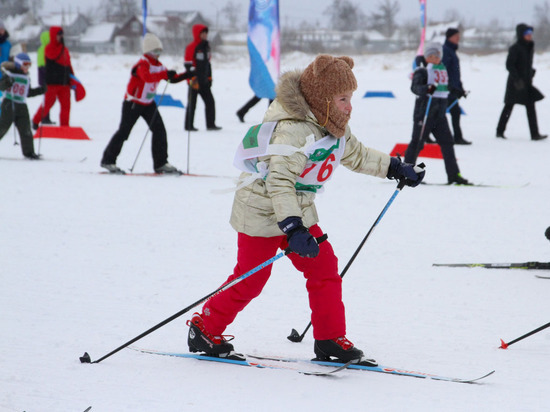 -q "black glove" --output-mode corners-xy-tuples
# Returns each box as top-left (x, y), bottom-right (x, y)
(278, 216), (319, 258)
(167, 70), (177, 81)
(427, 83), (437, 95)
(451, 87), (467, 99)
(387, 157), (426, 187)
(169, 71), (192, 84)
